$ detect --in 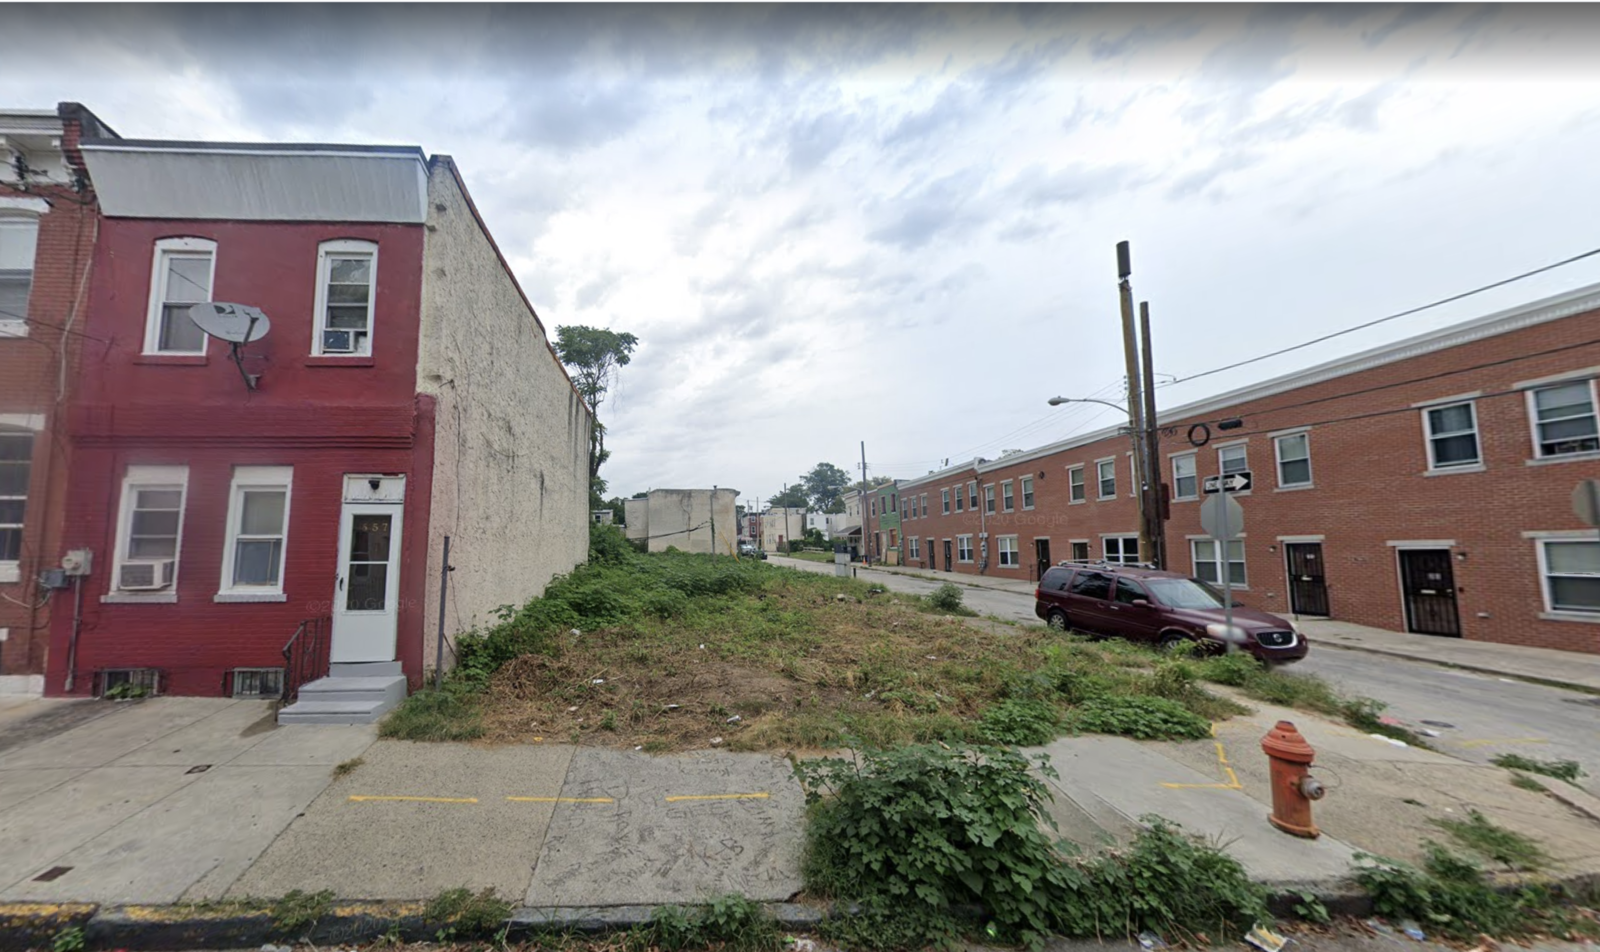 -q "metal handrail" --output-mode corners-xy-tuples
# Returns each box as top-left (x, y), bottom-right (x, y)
(280, 615), (331, 705)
